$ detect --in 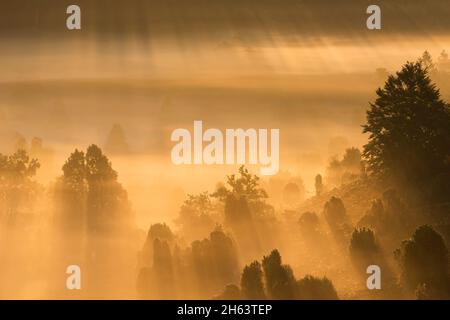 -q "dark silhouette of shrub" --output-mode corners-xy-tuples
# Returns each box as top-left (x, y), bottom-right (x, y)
(241, 261), (266, 299)
(298, 211), (320, 235)
(395, 225), (450, 299)
(295, 275), (339, 300)
(262, 249), (296, 299)
(323, 196), (352, 245)
(349, 228), (380, 275)
(315, 174), (323, 196)
(214, 284), (242, 300)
